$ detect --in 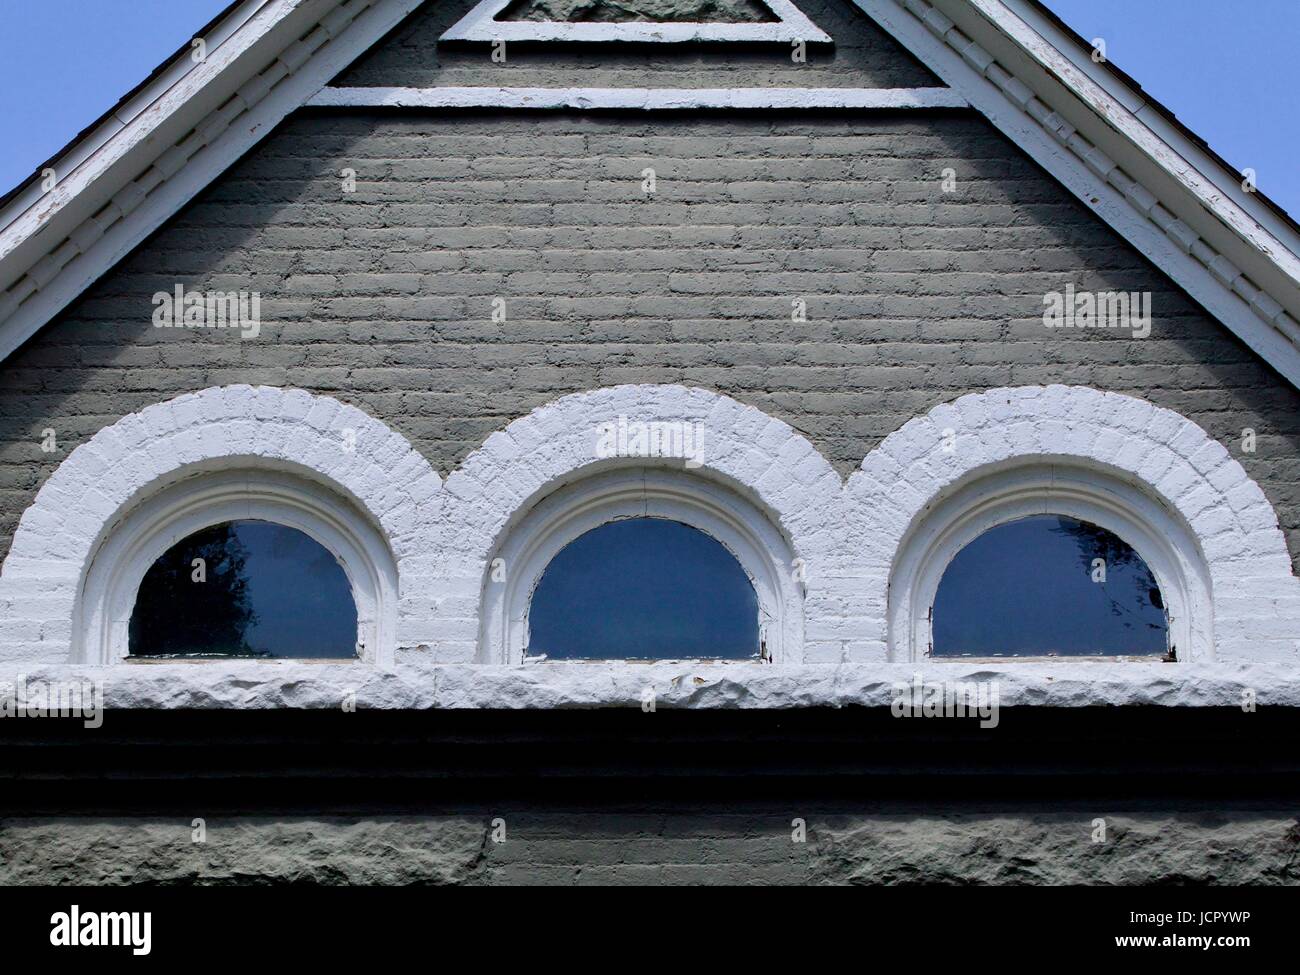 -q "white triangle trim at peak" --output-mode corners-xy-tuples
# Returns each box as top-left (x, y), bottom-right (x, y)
(440, 0), (833, 43)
